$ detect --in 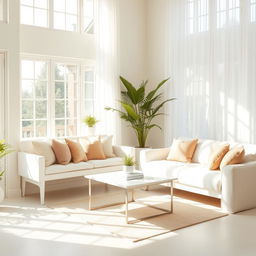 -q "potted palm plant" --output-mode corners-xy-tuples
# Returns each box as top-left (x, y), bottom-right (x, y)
(0, 139), (14, 202)
(106, 76), (175, 167)
(83, 115), (99, 135)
